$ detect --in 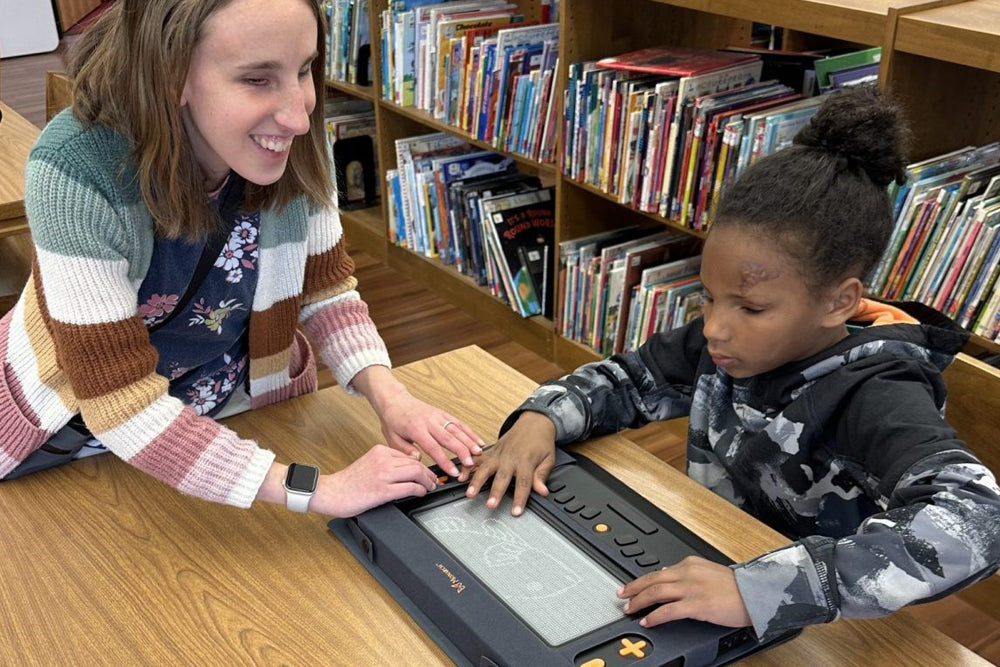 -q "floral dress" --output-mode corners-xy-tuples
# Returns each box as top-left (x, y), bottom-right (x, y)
(137, 179), (260, 417)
